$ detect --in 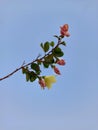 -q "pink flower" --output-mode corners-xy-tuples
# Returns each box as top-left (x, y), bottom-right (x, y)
(39, 78), (46, 88)
(54, 66), (61, 75)
(60, 24), (70, 37)
(57, 59), (66, 65)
